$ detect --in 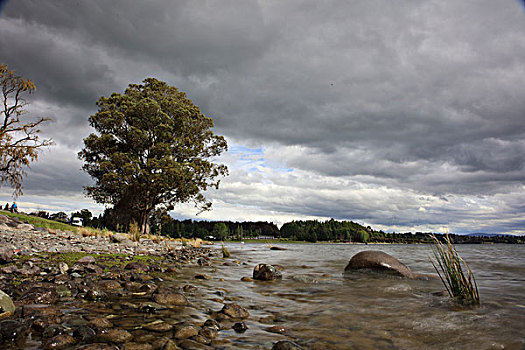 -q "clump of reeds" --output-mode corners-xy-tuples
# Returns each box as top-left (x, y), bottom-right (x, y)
(430, 234), (480, 306)
(221, 243), (231, 258)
